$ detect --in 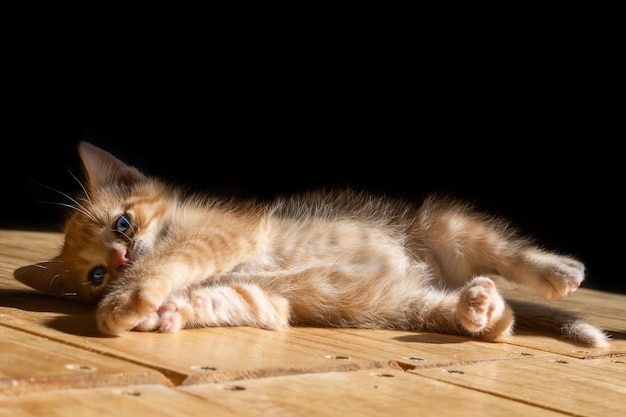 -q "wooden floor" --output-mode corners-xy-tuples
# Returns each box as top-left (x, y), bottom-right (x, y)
(1, 230), (625, 417)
